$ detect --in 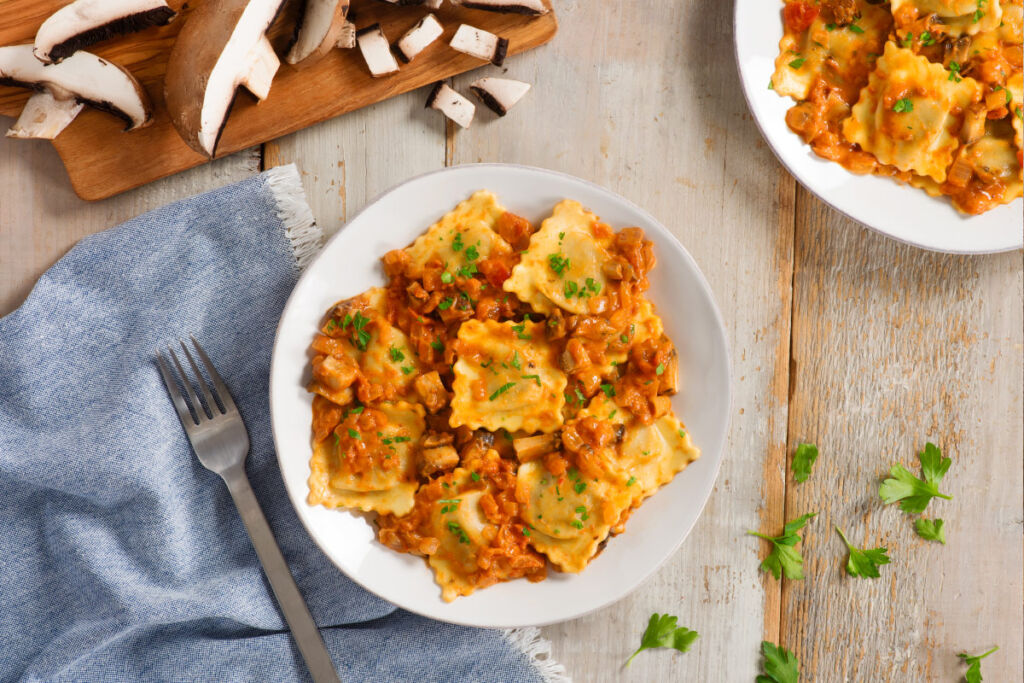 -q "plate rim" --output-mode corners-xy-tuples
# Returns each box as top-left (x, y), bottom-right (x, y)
(732, 0), (1023, 255)
(268, 162), (734, 627)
